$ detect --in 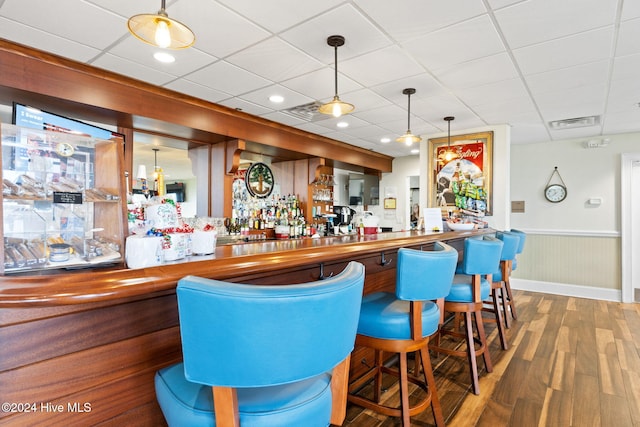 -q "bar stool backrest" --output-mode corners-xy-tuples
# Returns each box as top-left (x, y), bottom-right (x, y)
(396, 242), (458, 301)
(510, 229), (527, 254)
(176, 261), (365, 388)
(459, 236), (503, 276)
(496, 231), (520, 262)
